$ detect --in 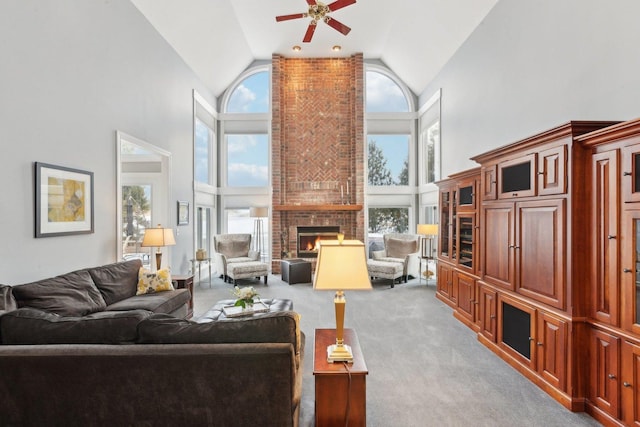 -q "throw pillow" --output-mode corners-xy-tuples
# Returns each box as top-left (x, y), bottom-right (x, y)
(136, 268), (174, 295)
(386, 237), (418, 258)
